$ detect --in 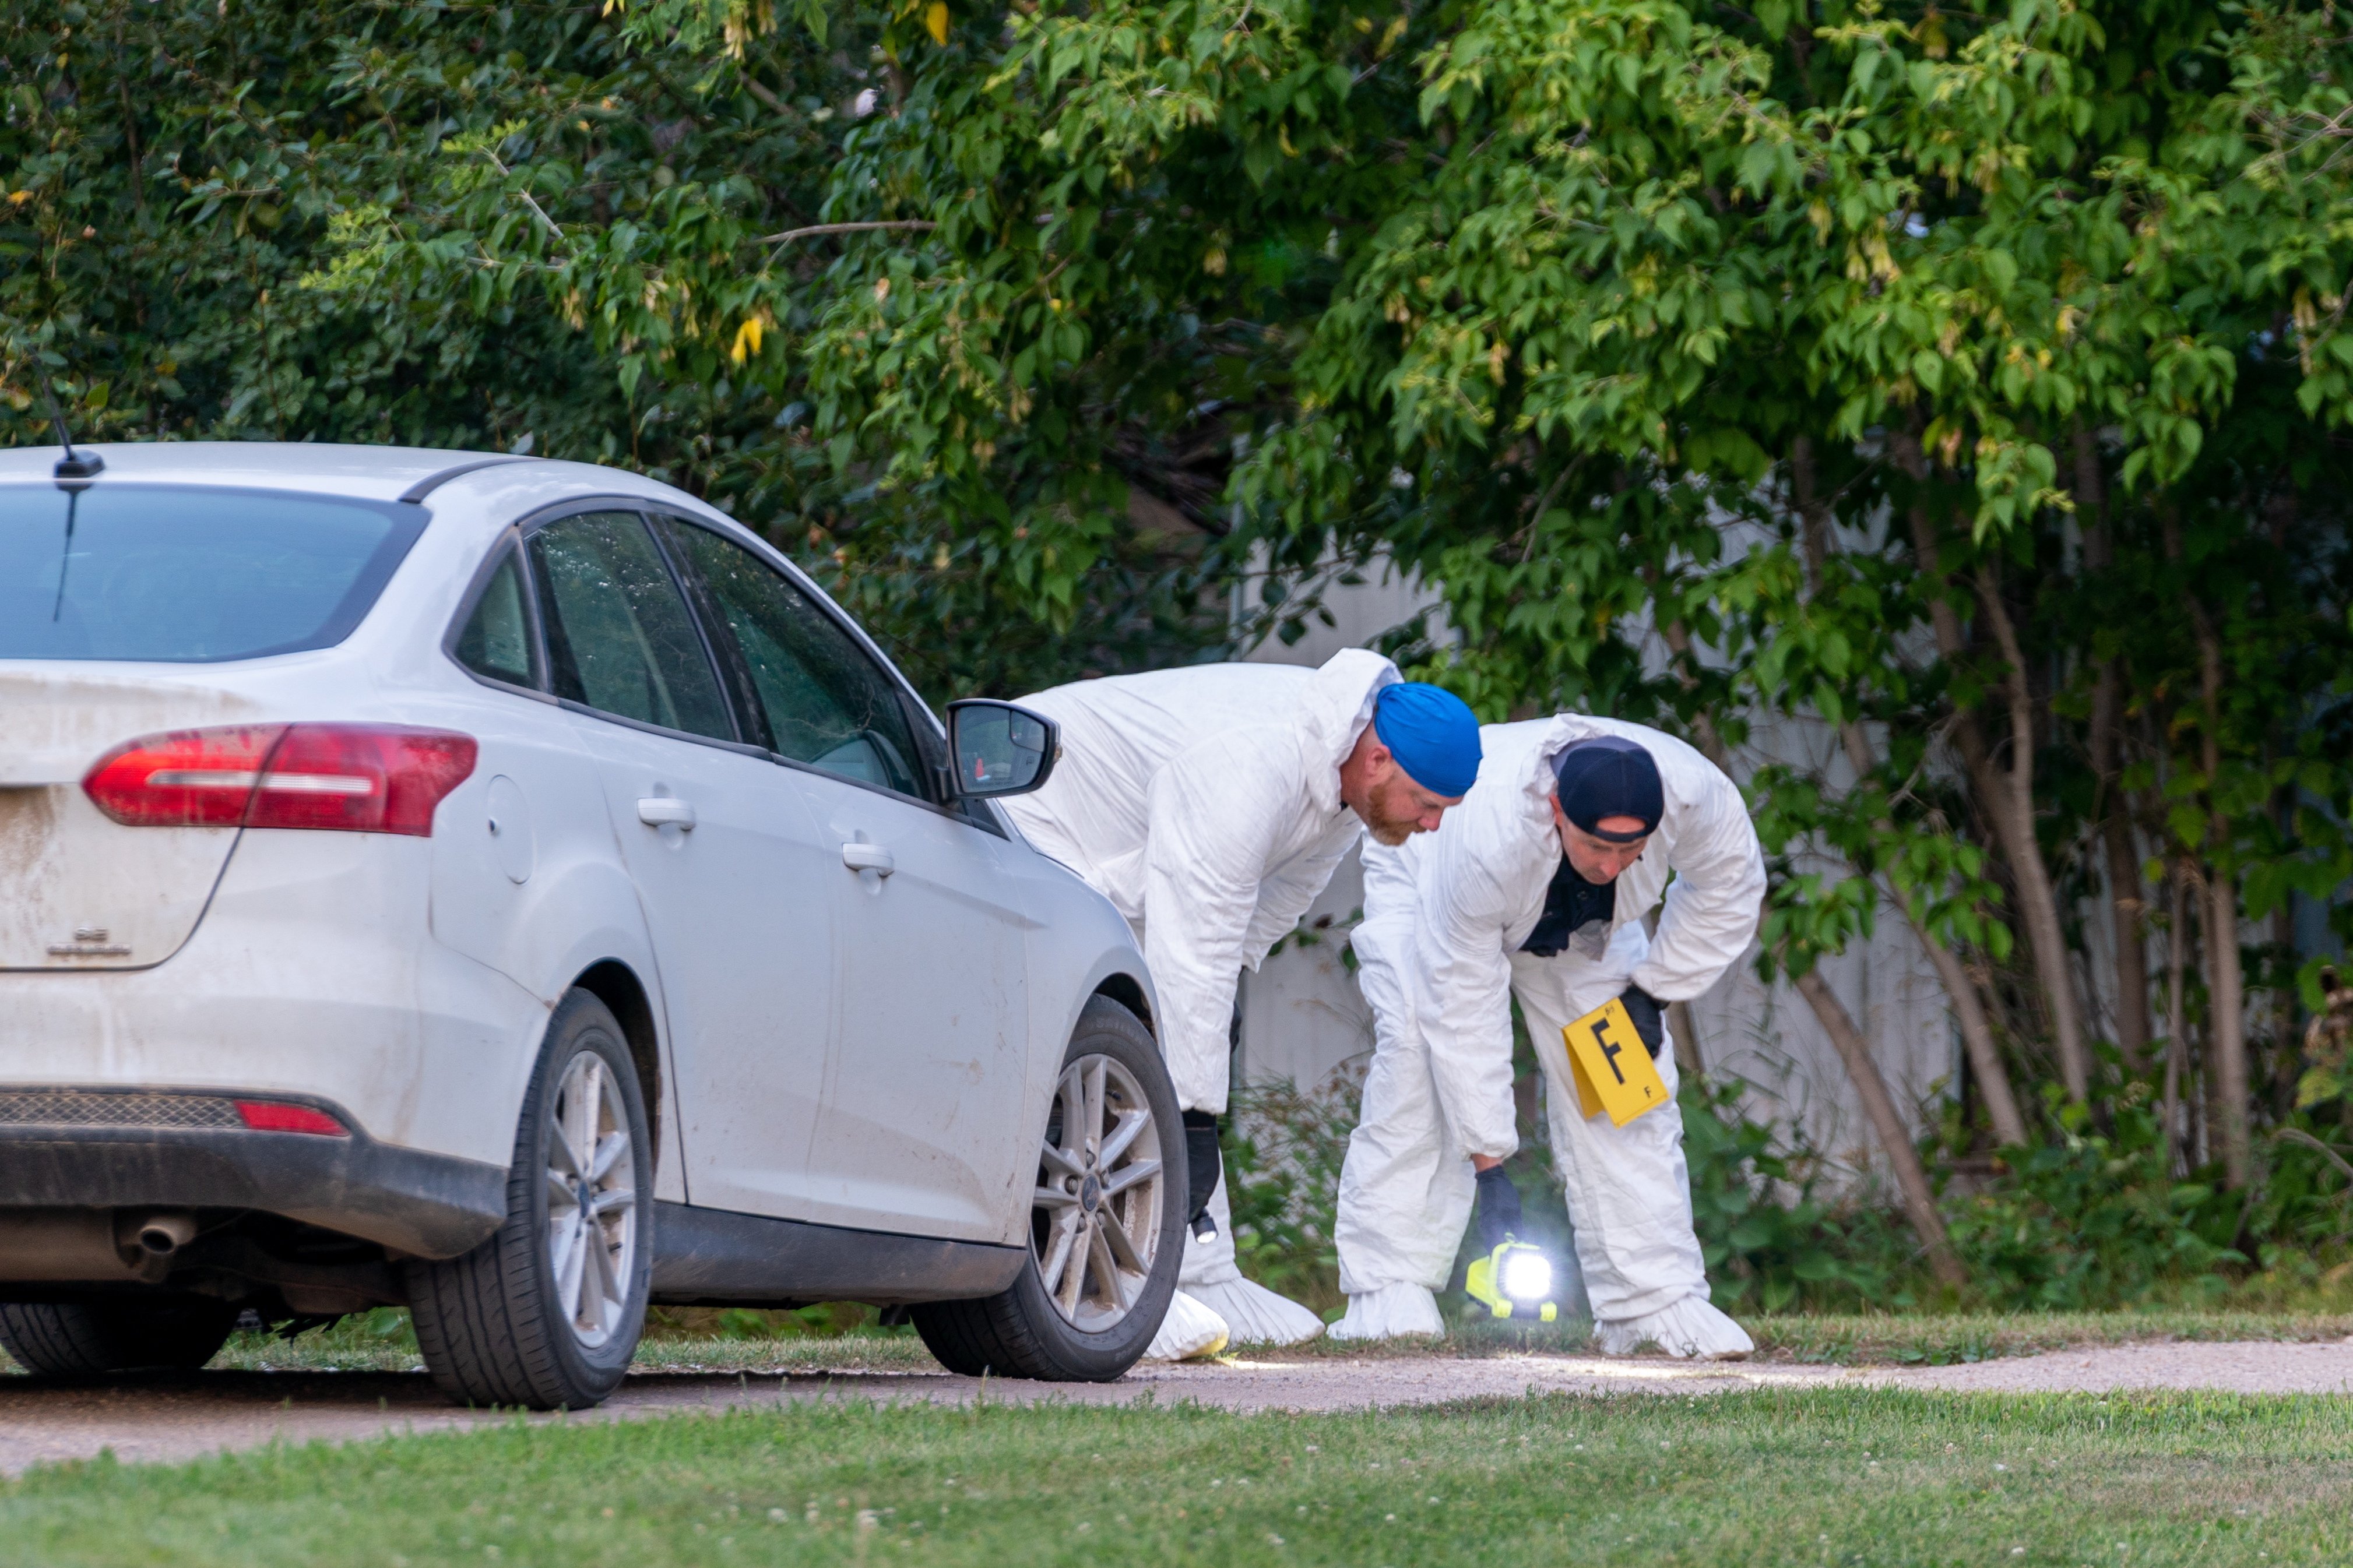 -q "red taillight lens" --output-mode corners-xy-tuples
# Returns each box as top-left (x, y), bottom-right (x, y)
(245, 724), (478, 836)
(83, 725), (290, 827)
(233, 1100), (350, 1137)
(85, 724), (477, 837)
